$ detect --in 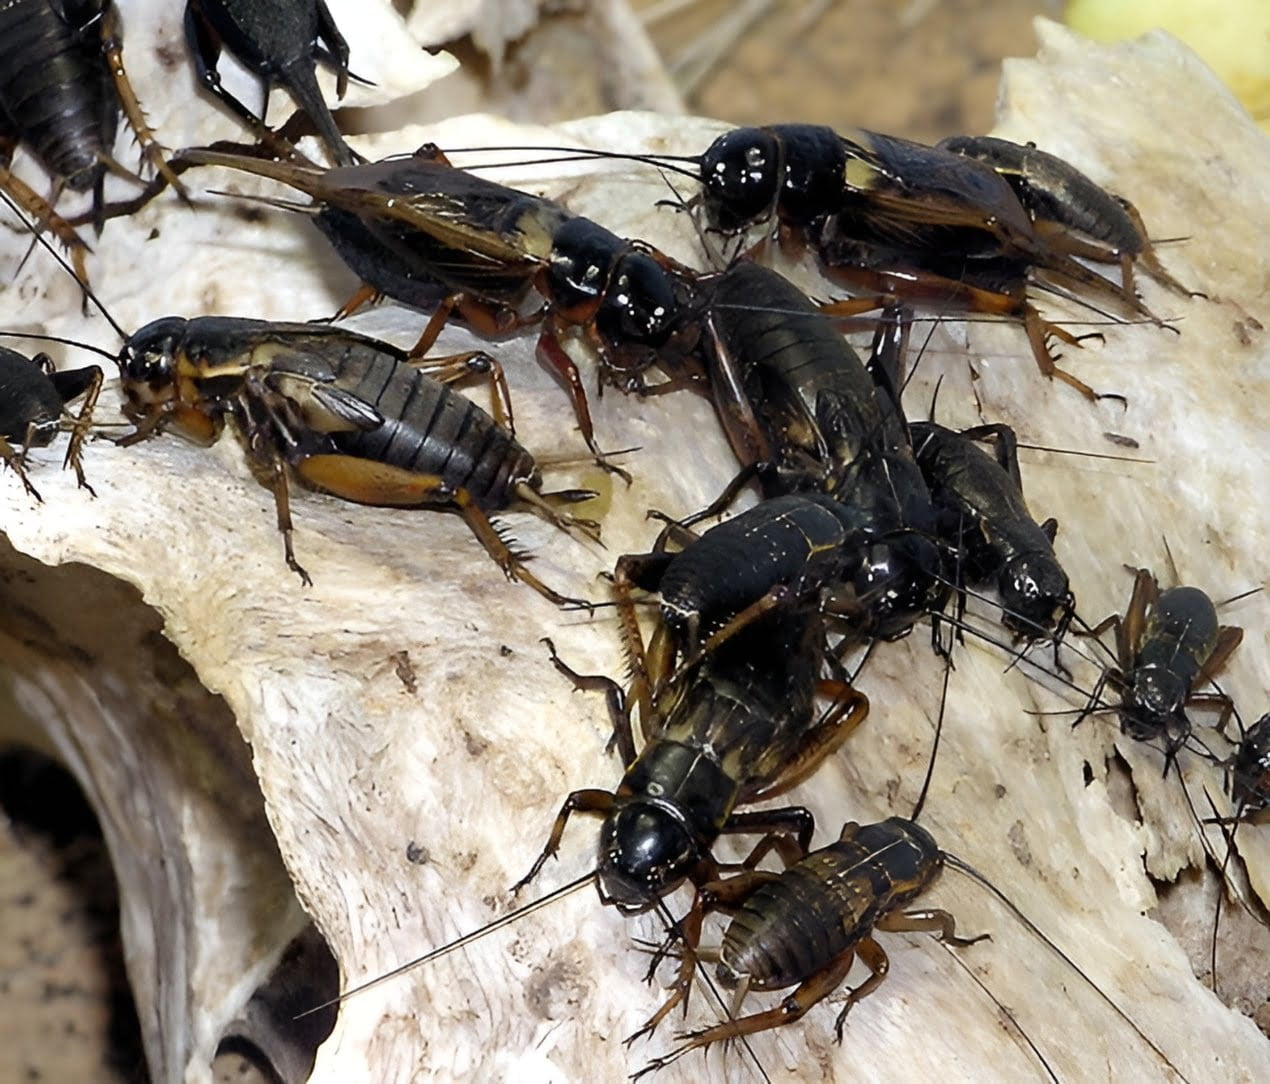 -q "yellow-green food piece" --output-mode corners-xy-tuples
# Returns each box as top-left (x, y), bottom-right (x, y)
(1066, 0), (1269, 125)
